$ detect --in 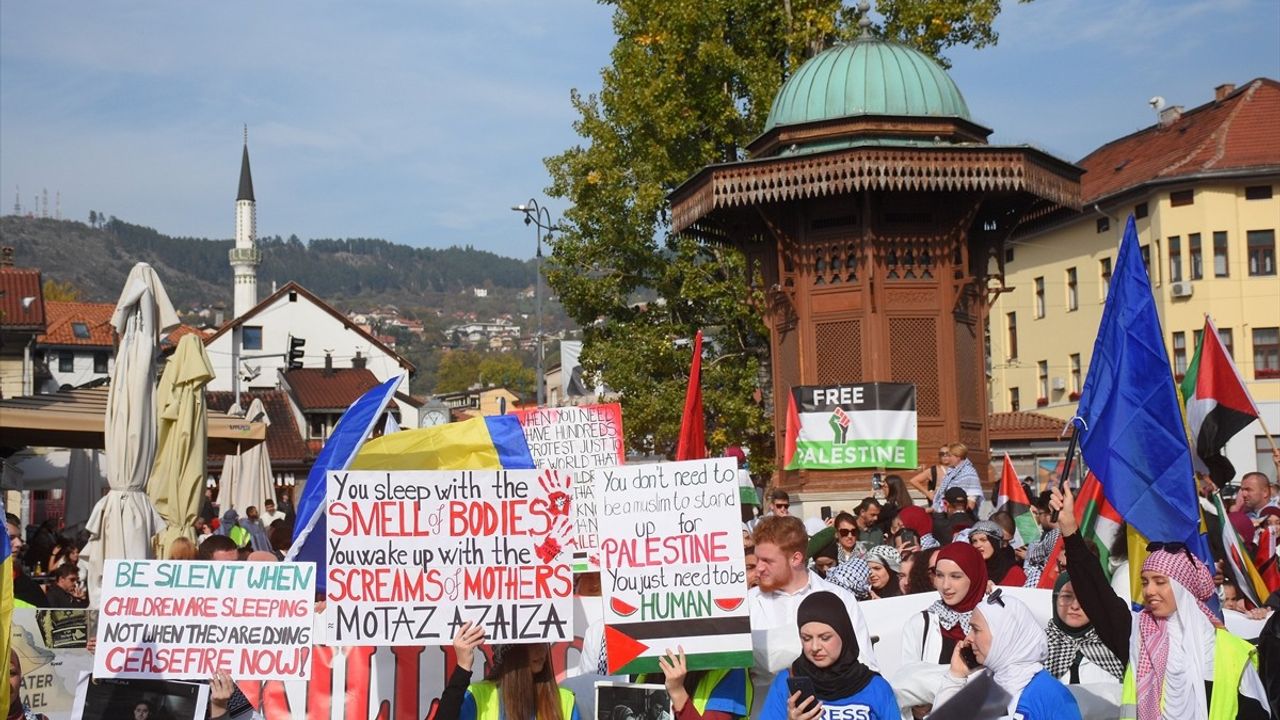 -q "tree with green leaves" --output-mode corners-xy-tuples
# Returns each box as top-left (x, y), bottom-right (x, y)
(545, 0), (1031, 474)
